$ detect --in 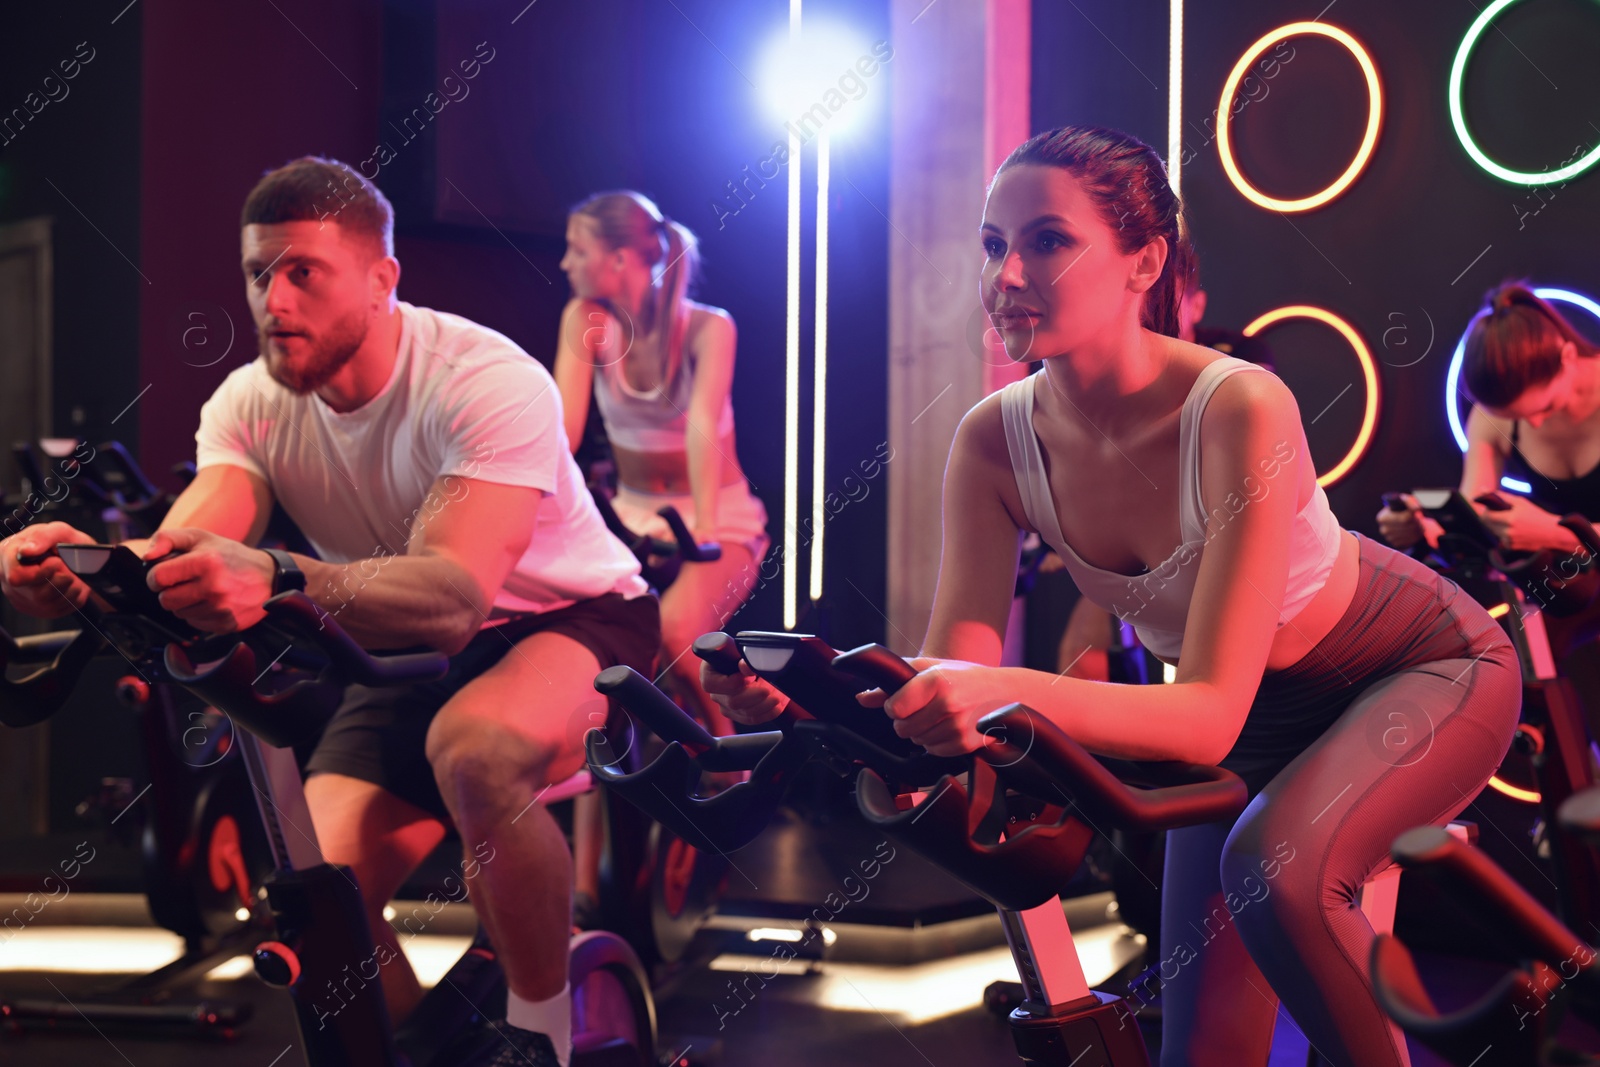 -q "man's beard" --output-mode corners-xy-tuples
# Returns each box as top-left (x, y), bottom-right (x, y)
(261, 310), (368, 394)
